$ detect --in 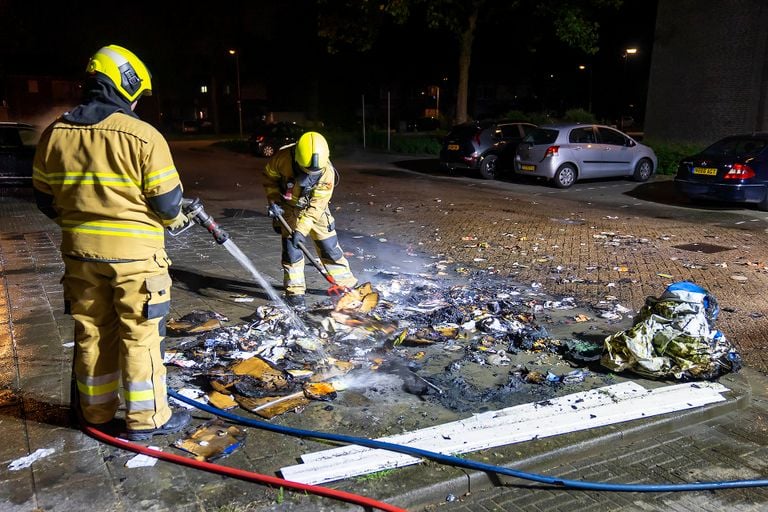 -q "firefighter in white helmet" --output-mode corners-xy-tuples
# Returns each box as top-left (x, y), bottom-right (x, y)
(33, 44), (191, 440)
(263, 131), (357, 309)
